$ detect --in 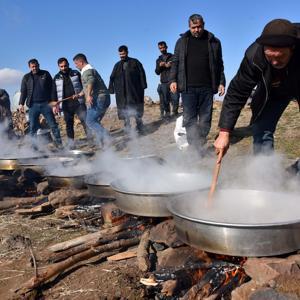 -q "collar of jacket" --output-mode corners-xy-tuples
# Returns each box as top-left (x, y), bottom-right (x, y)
(180, 29), (215, 41)
(251, 43), (269, 72)
(159, 53), (173, 60)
